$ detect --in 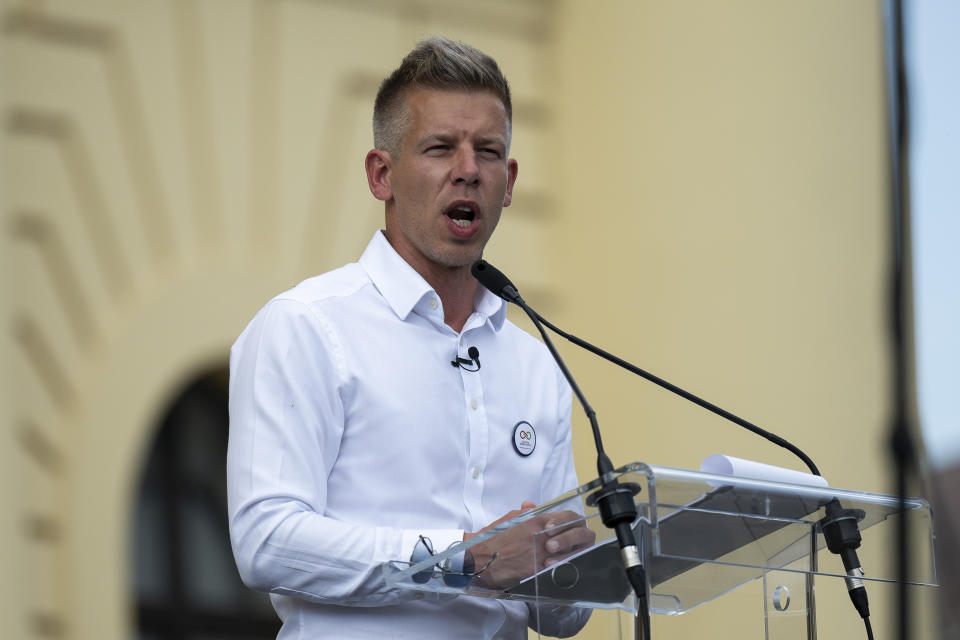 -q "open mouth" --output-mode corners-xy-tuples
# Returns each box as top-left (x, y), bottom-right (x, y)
(445, 203), (477, 228)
